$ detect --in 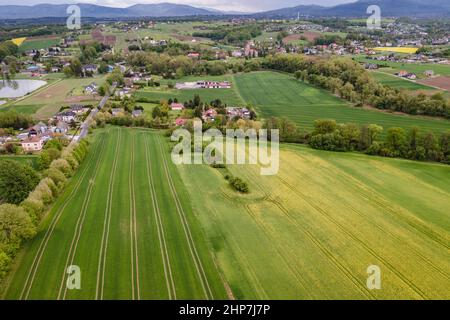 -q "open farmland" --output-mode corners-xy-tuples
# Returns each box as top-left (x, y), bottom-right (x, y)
(3, 127), (228, 300)
(354, 56), (450, 78)
(418, 76), (450, 92)
(371, 71), (437, 91)
(135, 75), (244, 106)
(372, 47), (418, 54)
(234, 71), (450, 136)
(18, 36), (61, 52)
(177, 144), (450, 299)
(10, 76), (106, 119)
